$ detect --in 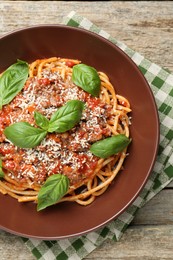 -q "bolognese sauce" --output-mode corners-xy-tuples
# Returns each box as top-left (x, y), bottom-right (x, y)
(0, 69), (112, 186)
(0, 57), (131, 208)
